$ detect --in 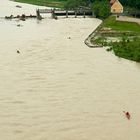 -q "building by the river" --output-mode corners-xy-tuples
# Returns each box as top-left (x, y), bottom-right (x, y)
(110, 0), (123, 14)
